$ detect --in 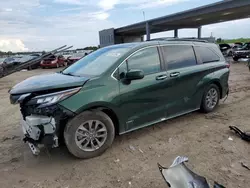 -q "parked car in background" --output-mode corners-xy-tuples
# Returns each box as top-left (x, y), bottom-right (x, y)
(40, 55), (66, 68)
(66, 53), (86, 65)
(232, 42), (250, 61)
(227, 43), (243, 56)
(0, 57), (6, 77)
(219, 43), (231, 56)
(234, 42), (243, 46)
(1, 56), (22, 70)
(62, 54), (72, 61)
(9, 40), (229, 159)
